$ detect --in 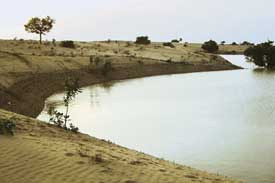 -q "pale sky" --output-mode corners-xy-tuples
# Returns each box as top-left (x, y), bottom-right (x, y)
(1, 0), (274, 43)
